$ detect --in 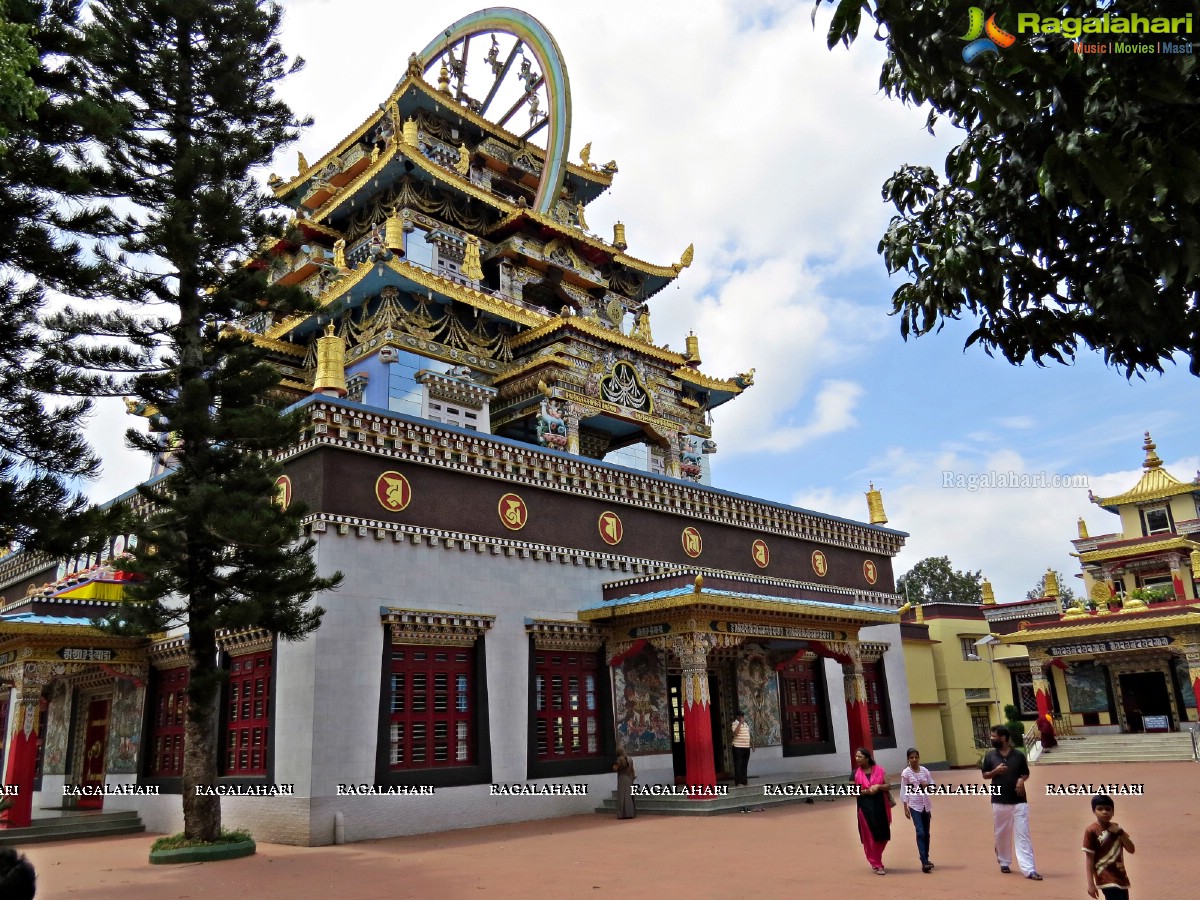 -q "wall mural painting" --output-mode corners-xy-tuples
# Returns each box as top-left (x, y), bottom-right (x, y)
(42, 681), (71, 775)
(613, 647), (670, 753)
(106, 678), (144, 774)
(1064, 664), (1109, 714)
(737, 645), (781, 747)
(1175, 663), (1196, 711)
